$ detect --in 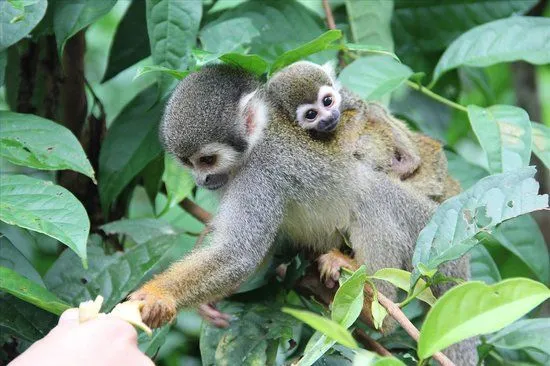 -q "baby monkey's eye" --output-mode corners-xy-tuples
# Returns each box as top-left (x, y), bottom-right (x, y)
(199, 155), (217, 166)
(322, 95), (333, 107)
(305, 109), (318, 121)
